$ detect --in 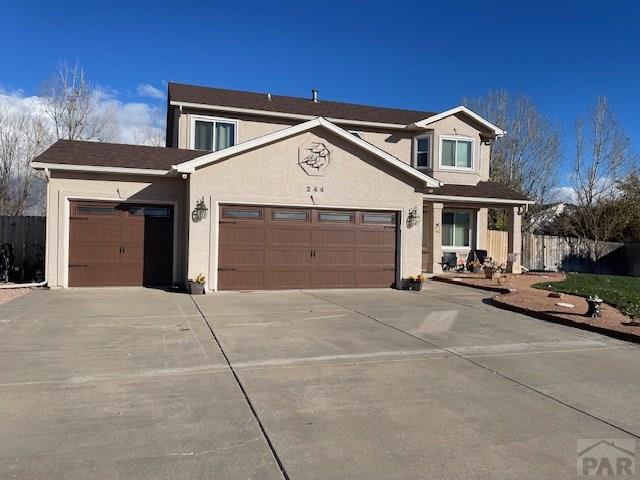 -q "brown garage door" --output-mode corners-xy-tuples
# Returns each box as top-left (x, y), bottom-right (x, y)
(218, 205), (397, 290)
(69, 202), (174, 287)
